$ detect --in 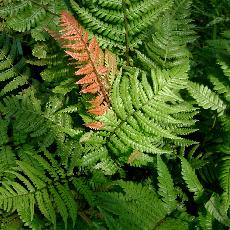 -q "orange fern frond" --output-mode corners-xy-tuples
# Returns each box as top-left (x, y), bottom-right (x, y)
(52, 11), (117, 129)
(59, 11), (110, 103)
(84, 122), (104, 130)
(88, 104), (108, 116)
